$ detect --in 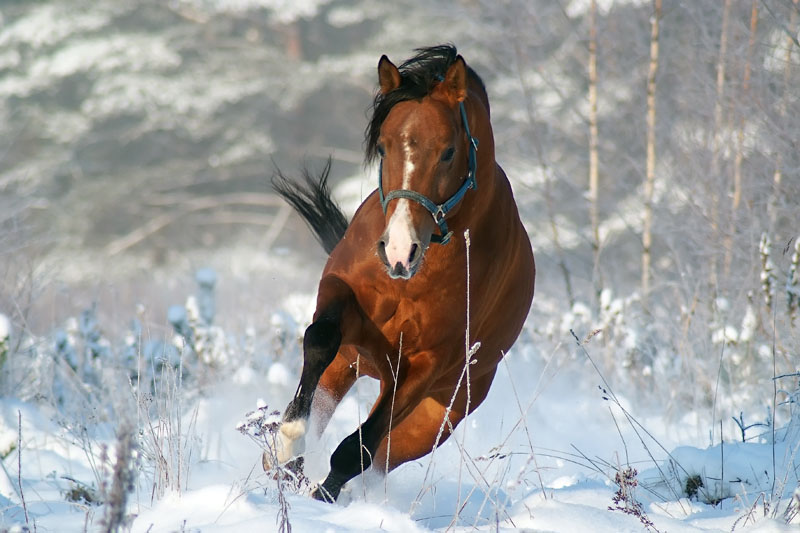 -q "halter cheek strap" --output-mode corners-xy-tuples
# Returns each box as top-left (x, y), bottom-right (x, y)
(378, 101), (479, 245)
